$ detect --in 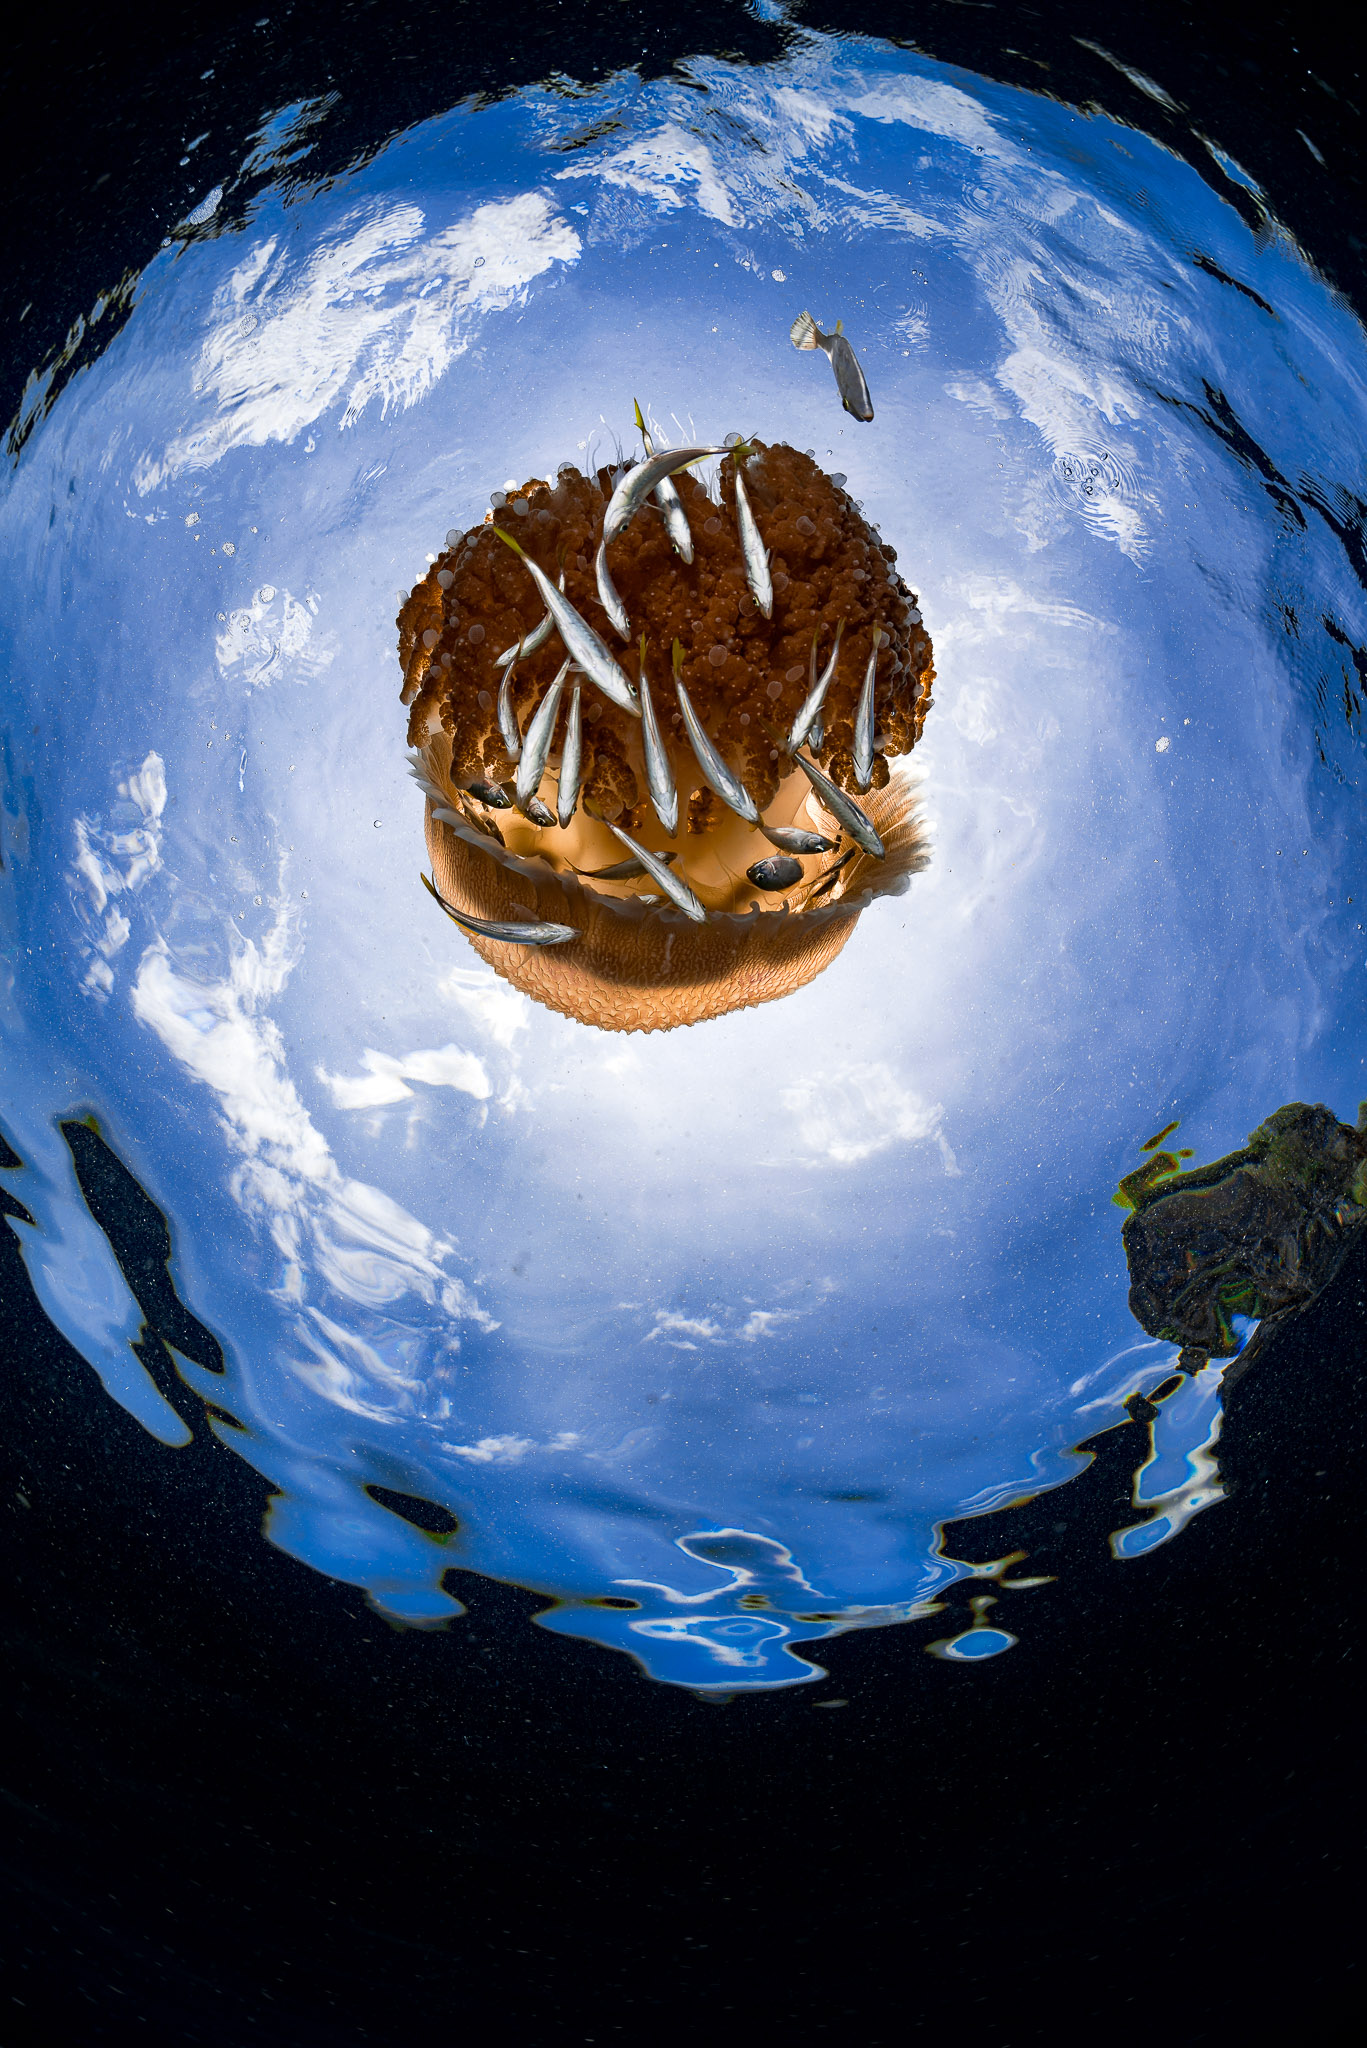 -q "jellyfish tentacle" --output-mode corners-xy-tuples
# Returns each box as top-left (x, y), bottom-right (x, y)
(787, 620), (844, 754)
(516, 659), (571, 817)
(673, 641), (760, 826)
(794, 749), (885, 860)
(852, 627), (883, 792)
(421, 872), (578, 946)
(805, 848), (858, 903)
(607, 825), (707, 922)
(557, 682), (584, 829)
(639, 638), (680, 837)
